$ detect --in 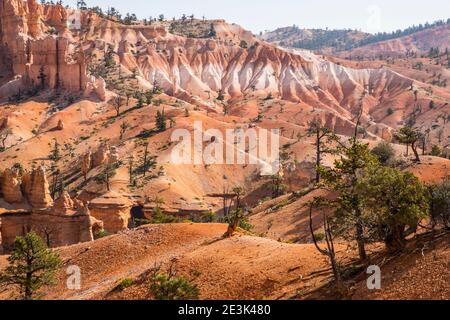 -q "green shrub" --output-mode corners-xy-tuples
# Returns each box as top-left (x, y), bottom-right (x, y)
(134, 218), (152, 227)
(113, 278), (134, 292)
(95, 230), (112, 239)
(149, 273), (199, 300)
(224, 211), (254, 232)
(150, 208), (179, 224)
(313, 231), (325, 242)
(371, 141), (395, 165)
(271, 199), (290, 211)
(238, 217), (254, 232)
(431, 145), (442, 157)
(194, 211), (217, 223)
(428, 179), (450, 228)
